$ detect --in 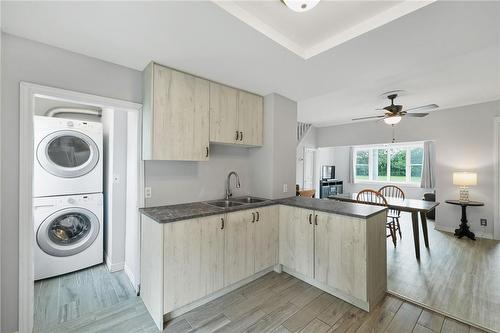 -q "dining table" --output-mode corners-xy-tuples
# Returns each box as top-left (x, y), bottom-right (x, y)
(329, 193), (440, 260)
